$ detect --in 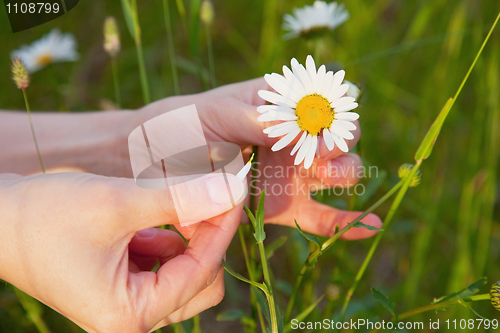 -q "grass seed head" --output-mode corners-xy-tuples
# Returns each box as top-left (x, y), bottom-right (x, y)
(491, 281), (500, 311)
(398, 163), (422, 187)
(104, 16), (121, 57)
(11, 56), (30, 90)
(200, 0), (214, 26)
